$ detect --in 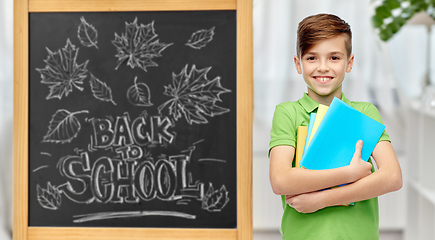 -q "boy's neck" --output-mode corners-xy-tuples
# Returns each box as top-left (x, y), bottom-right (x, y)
(307, 88), (342, 106)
